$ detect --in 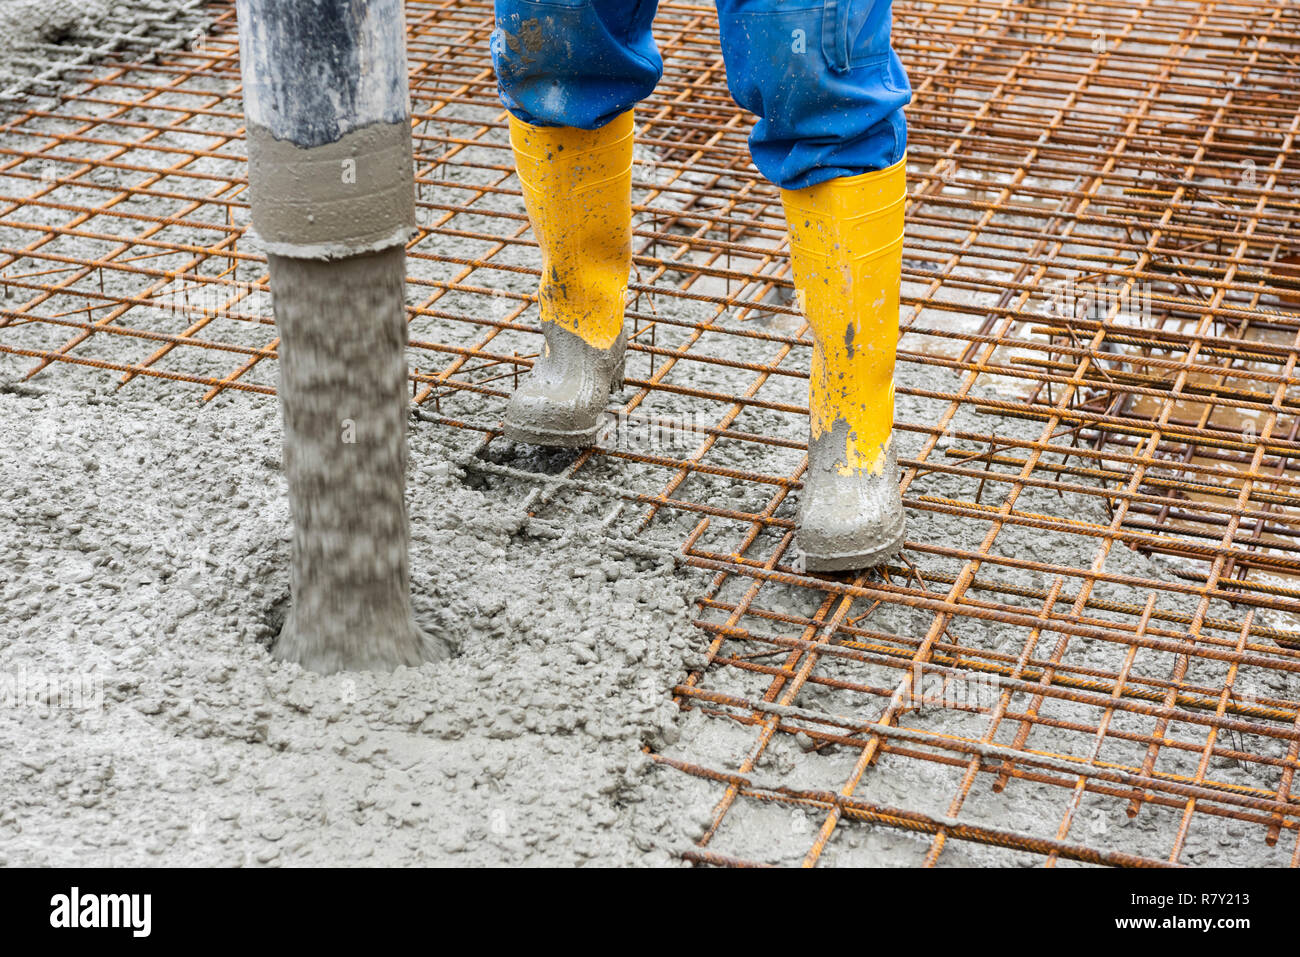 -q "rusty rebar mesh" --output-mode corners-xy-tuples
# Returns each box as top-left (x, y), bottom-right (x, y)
(0, 0), (210, 105)
(2, 0), (1299, 866)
